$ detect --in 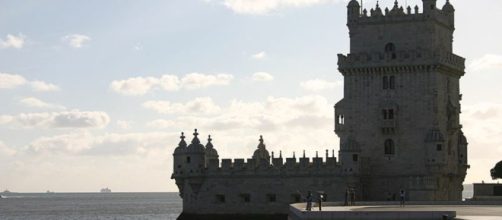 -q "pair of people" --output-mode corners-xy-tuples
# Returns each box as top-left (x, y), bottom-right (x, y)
(344, 188), (356, 206)
(305, 191), (325, 211)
